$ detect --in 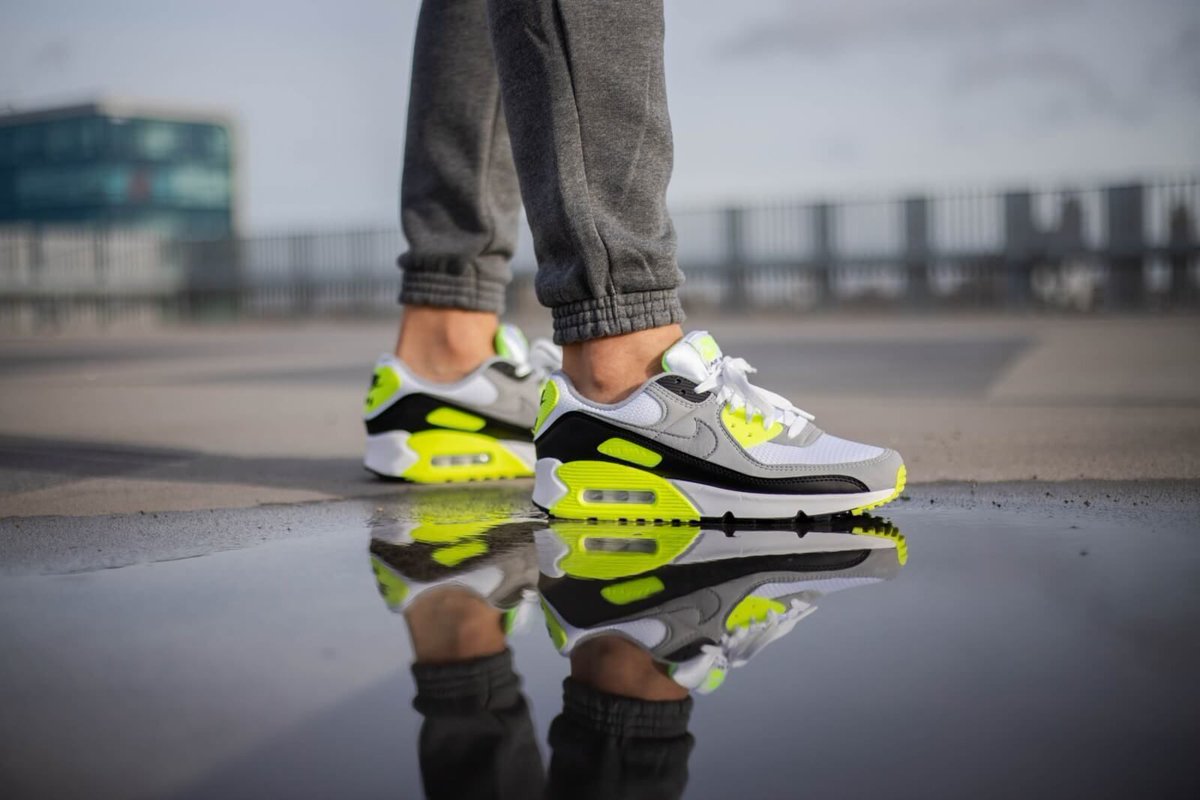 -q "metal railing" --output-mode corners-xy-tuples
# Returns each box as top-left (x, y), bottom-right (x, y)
(2, 176), (1197, 331)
